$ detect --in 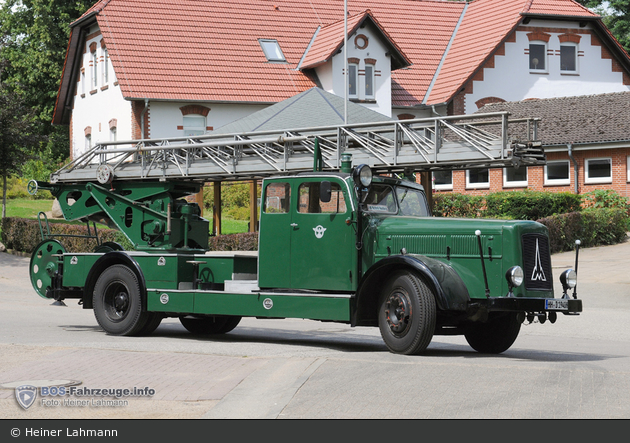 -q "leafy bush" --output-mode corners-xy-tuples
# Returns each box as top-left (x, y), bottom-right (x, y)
(0, 217), (129, 253)
(536, 208), (629, 253)
(582, 189), (630, 216)
(484, 190), (582, 220)
(208, 232), (258, 251)
(433, 193), (484, 218)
